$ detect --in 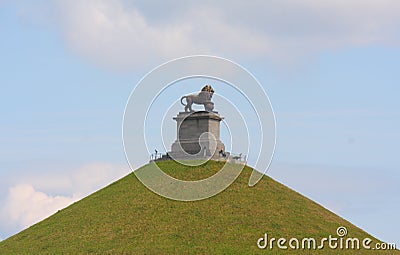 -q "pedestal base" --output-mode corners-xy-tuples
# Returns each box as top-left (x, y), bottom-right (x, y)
(169, 111), (225, 160)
